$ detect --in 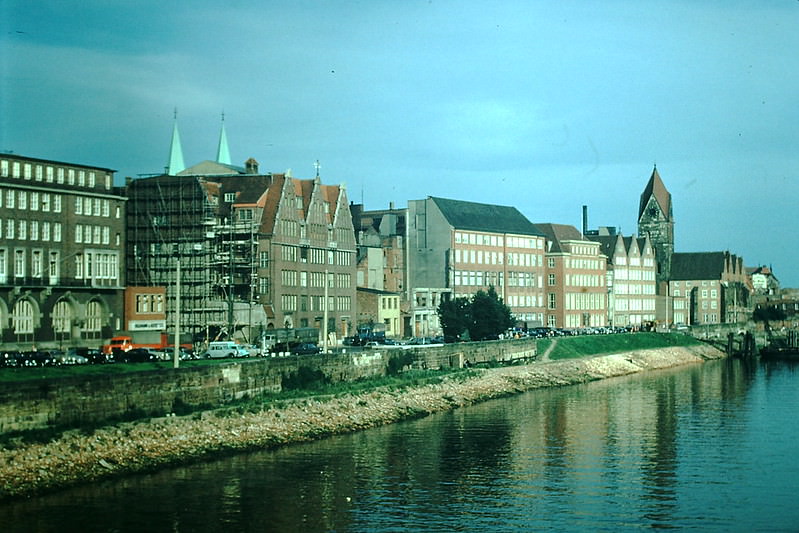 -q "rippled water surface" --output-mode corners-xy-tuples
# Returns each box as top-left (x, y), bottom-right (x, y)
(3, 358), (799, 532)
